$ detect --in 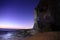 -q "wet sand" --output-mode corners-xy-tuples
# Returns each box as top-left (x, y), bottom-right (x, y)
(24, 32), (60, 40)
